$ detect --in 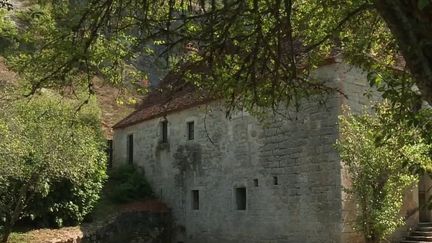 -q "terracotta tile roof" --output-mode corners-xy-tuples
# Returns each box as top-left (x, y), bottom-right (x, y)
(113, 73), (211, 129)
(112, 54), (347, 130)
